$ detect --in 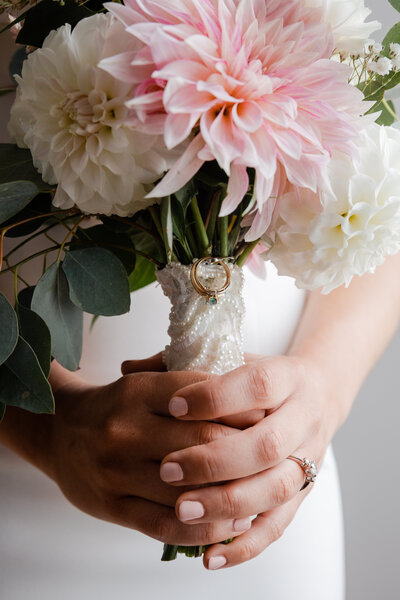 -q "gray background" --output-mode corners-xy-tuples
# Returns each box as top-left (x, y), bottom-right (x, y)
(0, 3), (399, 598)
